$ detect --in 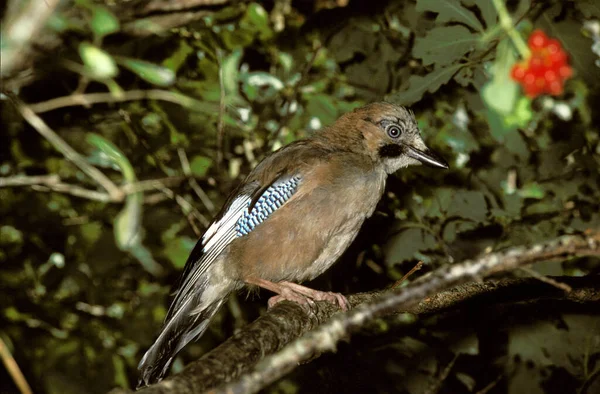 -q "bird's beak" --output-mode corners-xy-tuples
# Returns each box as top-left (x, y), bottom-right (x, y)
(406, 146), (449, 169)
